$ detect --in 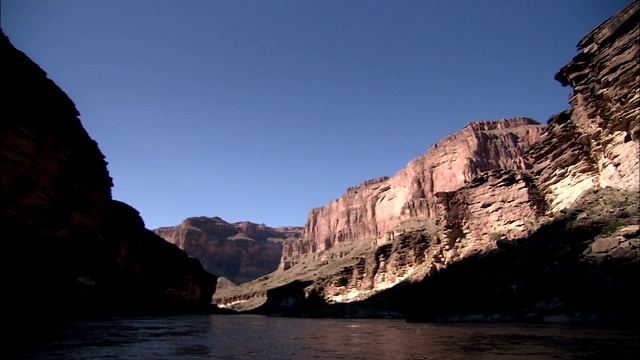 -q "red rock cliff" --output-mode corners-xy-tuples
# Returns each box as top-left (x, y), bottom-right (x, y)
(288, 118), (545, 257)
(215, 3), (639, 320)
